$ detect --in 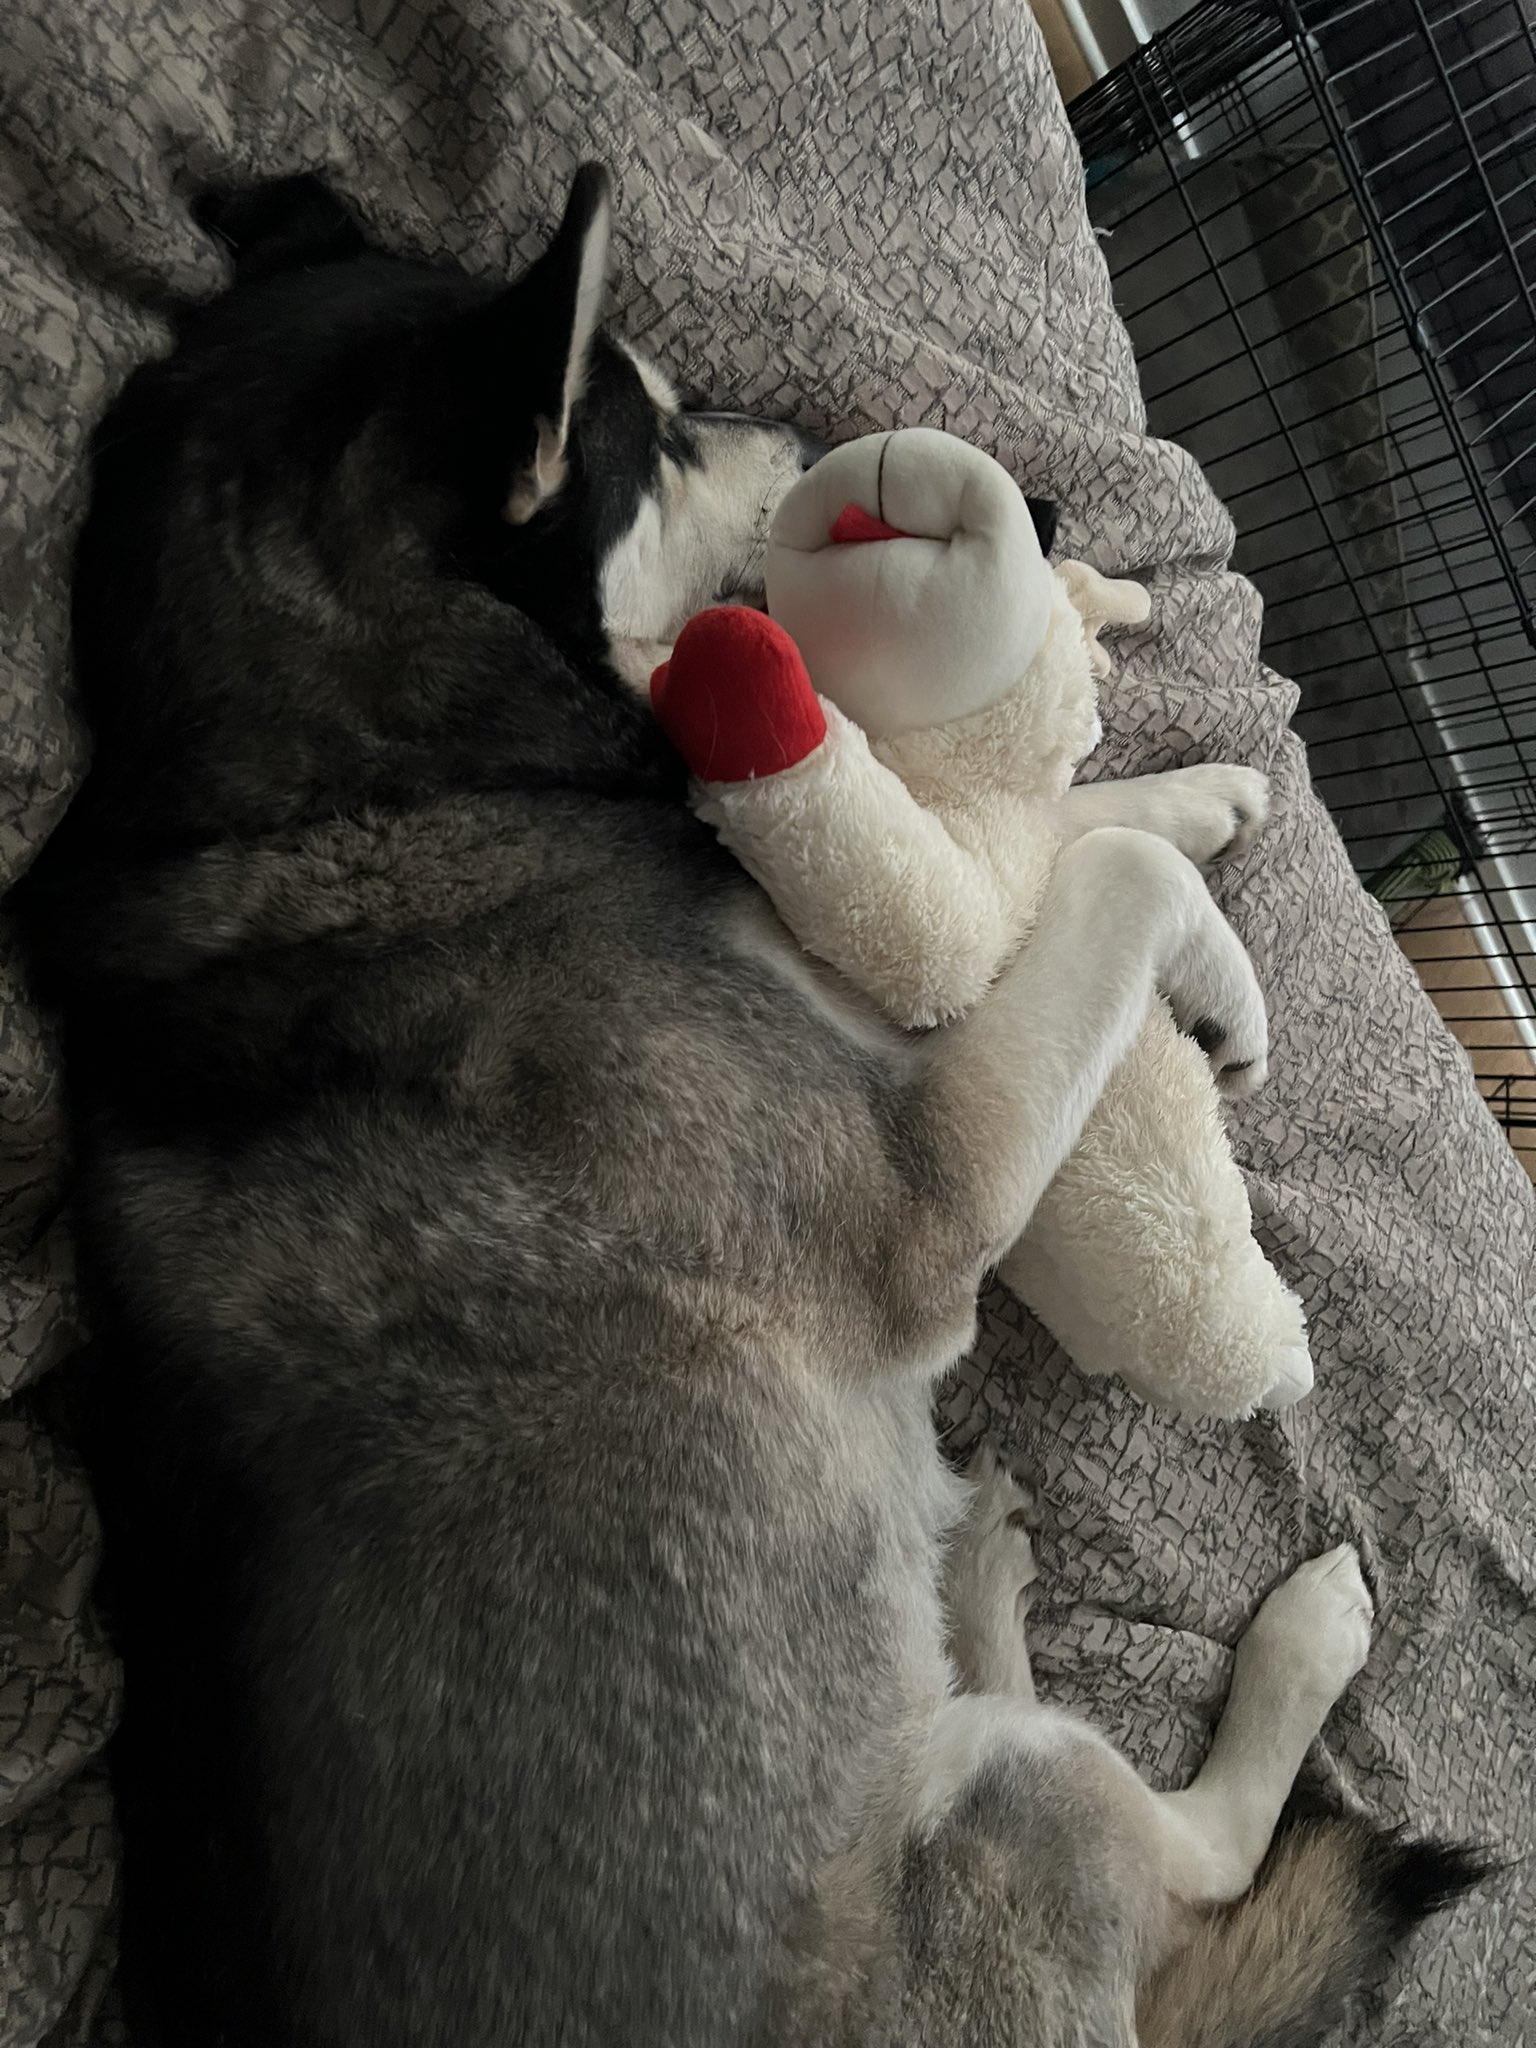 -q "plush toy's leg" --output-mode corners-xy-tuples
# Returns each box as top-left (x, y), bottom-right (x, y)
(996, 999), (1312, 1419)
(697, 705), (1021, 1029)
